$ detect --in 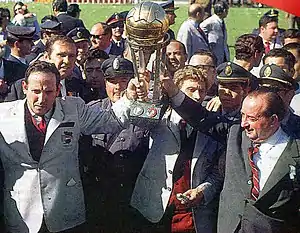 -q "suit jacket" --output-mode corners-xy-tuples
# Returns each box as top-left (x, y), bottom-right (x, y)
(177, 19), (210, 61)
(2, 59), (27, 86)
(56, 13), (85, 35)
(0, 97), (131, 233)
(200, 14), (230, 66)
(110, 38), (126, 56)
(218, 124), (300, 233)
(131, 110), (224, 233)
